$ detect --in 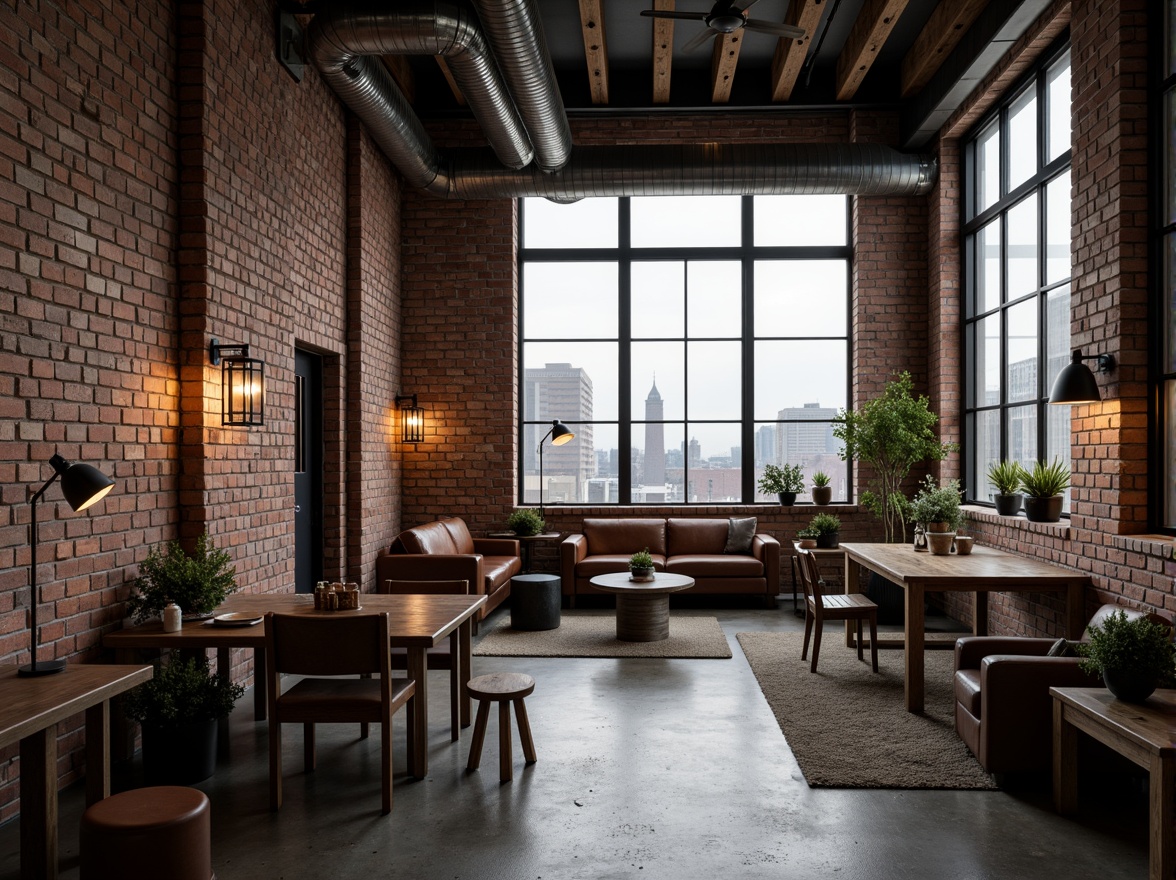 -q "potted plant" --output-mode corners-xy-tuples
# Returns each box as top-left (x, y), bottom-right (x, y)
(796, 527), (820, 550)
(910, 476), (963, 532)
(811, 471), (832, 506)
(758, 463), (805, 505)
(1076, 610), (1176, 703)
(833, 371), (956, 544)
(809, 513), (841, 549)
(127, 532), (237, 624)
(1019, 458), (1070, 523)
(629, 548), (655, 580)
(124, 655), (244, 784)
(506, 508), (546, 537)
(987, 459), (1026, 516)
